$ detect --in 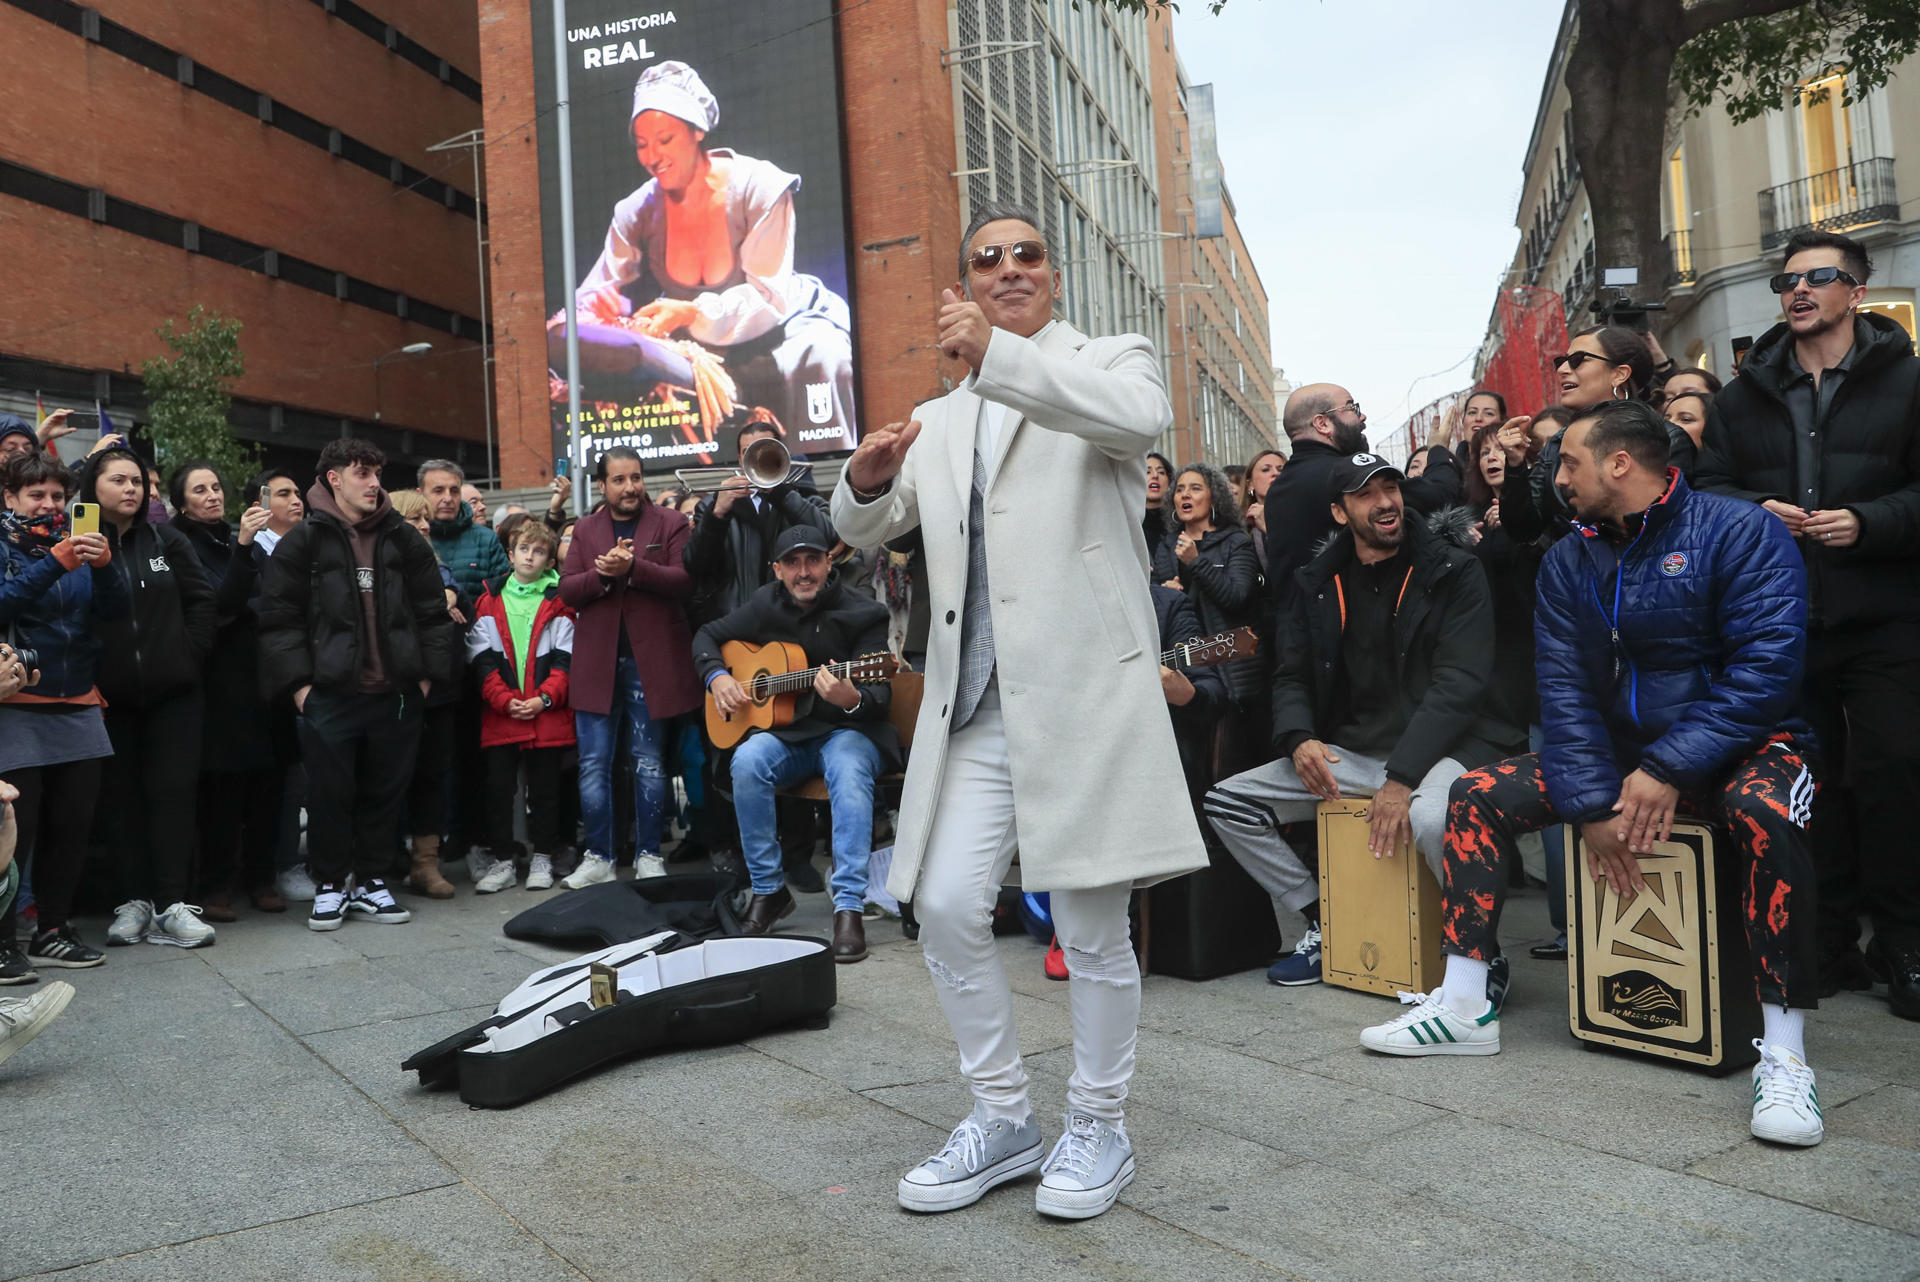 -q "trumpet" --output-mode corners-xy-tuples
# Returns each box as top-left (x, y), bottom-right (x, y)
(675, 436), (811, 495)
